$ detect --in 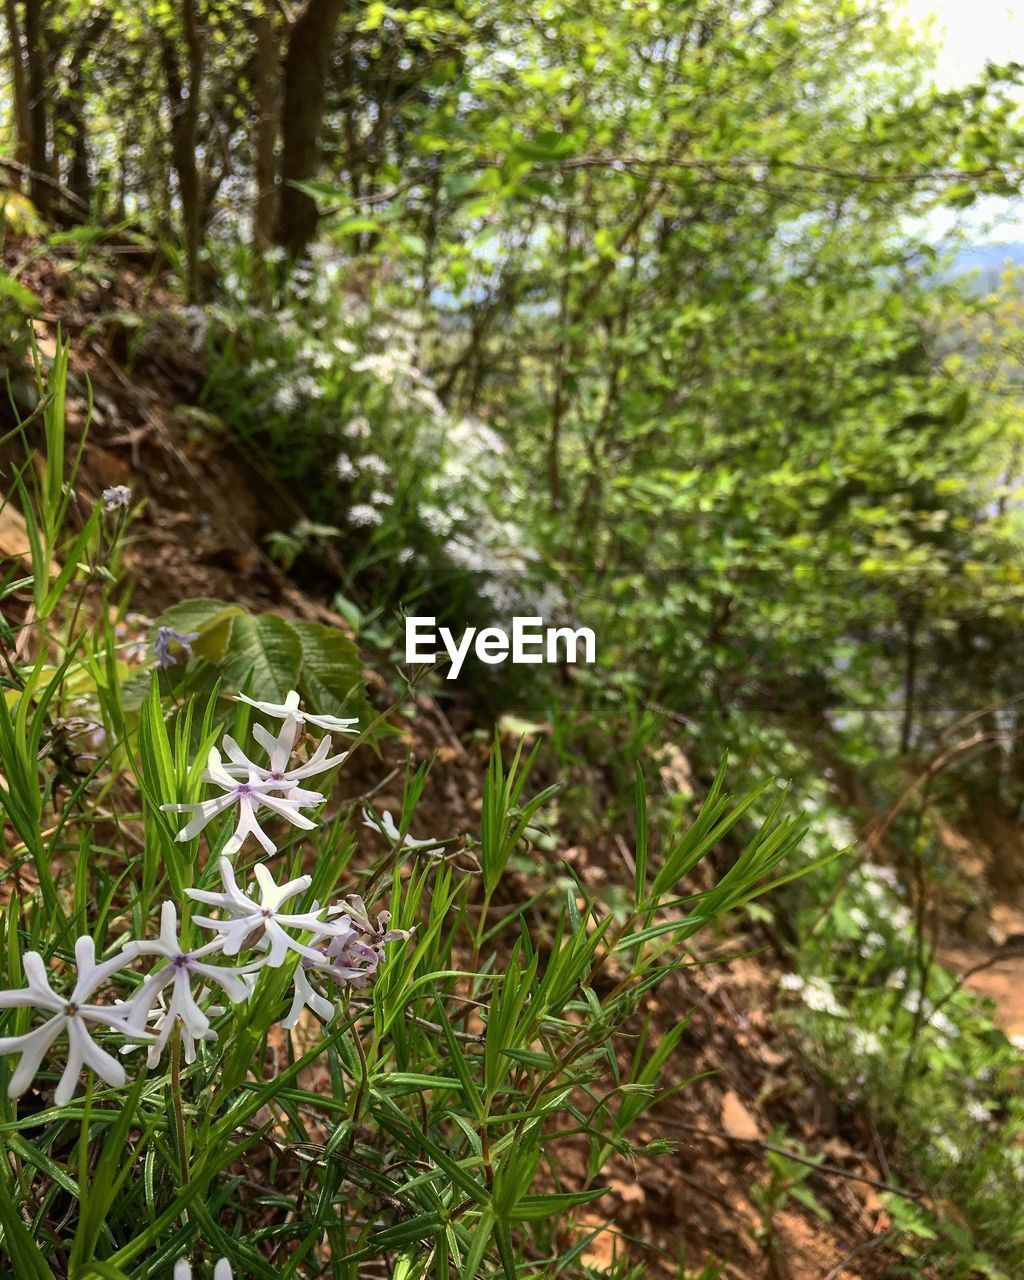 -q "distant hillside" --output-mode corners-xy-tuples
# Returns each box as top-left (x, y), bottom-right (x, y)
(951, 241), (1024, 290)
